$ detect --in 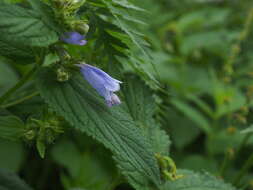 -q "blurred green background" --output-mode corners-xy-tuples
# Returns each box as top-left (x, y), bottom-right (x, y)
(1, 0), (253, 189)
